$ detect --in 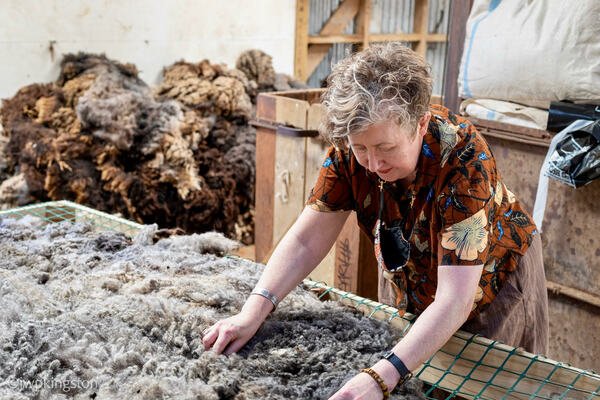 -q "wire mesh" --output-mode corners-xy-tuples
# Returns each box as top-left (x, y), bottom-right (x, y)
(304, 279), (600, 400)
(0, 200), (143, 237)
(2, 202), (598, 399)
